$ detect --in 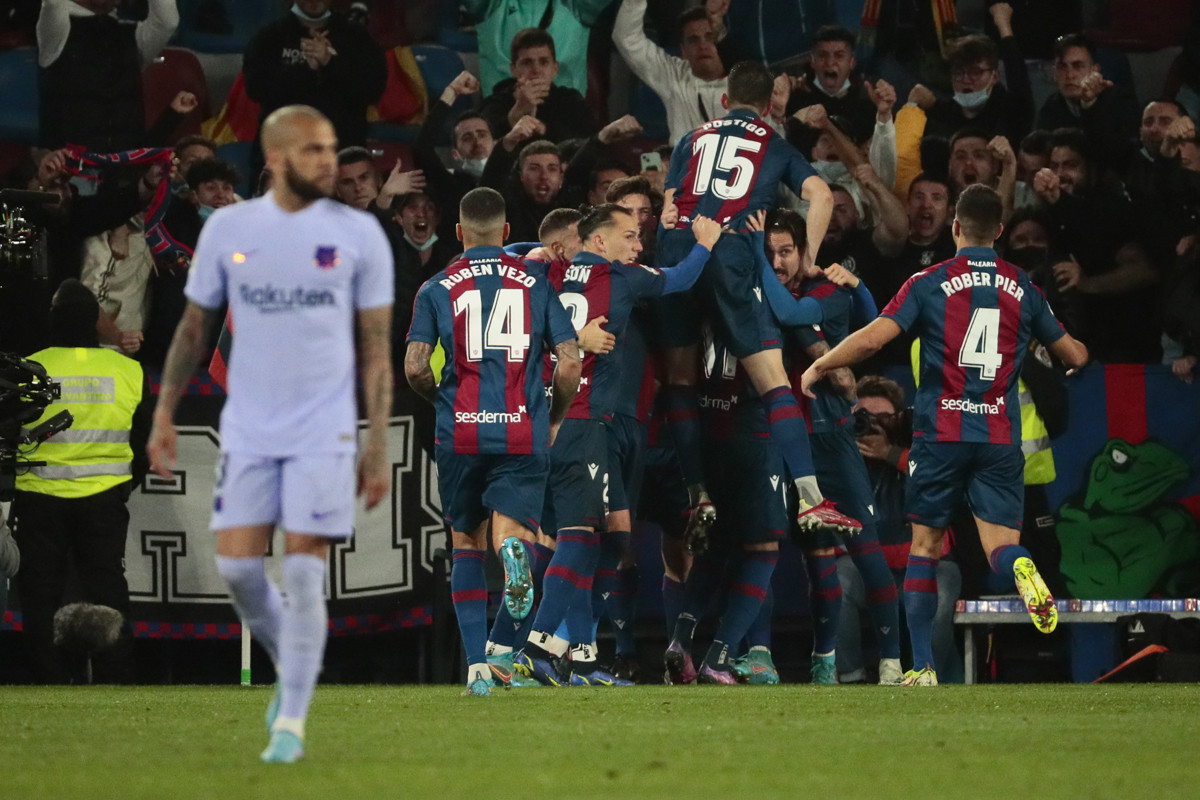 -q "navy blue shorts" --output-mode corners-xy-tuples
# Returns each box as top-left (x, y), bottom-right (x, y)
(543, 418), (608, 534)
(906, 439), (1025, 530)
(657, 228), (782, 359)
(704, 431), (789, 545)
(435, 451), (549, 535)
(795, 427), (879, 551)
(605, 414), (647, 516)
(637, 441), (690, 539)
